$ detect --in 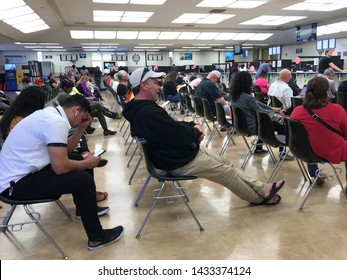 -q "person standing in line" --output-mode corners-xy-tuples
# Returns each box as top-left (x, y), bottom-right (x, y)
(318, 49), (347, 74)
(255, 61), (272, 79)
